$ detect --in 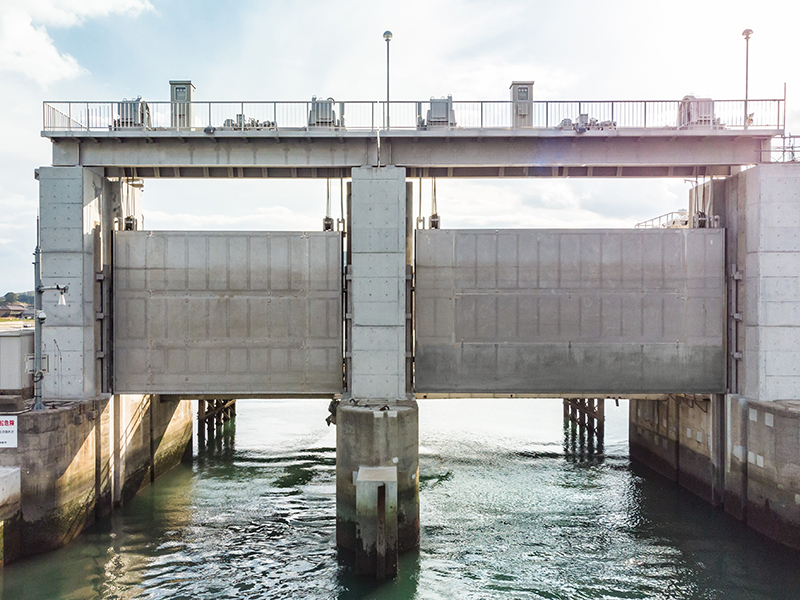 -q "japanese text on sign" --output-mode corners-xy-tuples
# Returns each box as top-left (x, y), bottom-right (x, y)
(0, 415), (18, 448)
